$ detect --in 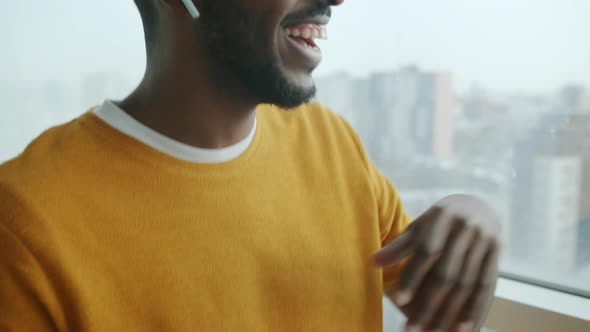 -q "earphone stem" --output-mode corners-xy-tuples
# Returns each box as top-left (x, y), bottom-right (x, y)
(180, 0), (200, 19)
